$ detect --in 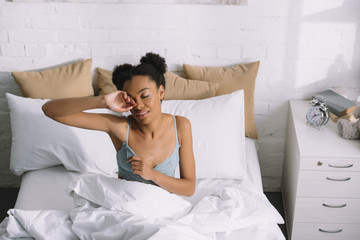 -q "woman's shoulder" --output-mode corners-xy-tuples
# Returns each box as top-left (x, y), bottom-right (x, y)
(161, 113), (191, 131)
(173, 115), (192, 145)
(174, 115), (190, 124)
(174, 115), (191, 132)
